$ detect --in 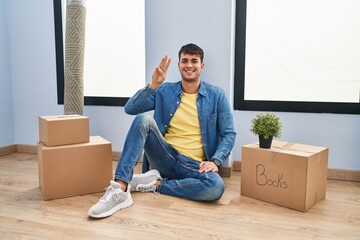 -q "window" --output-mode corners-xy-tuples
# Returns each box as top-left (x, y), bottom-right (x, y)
(234, 0), (360, 114)
(53, 0), (146, 106)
